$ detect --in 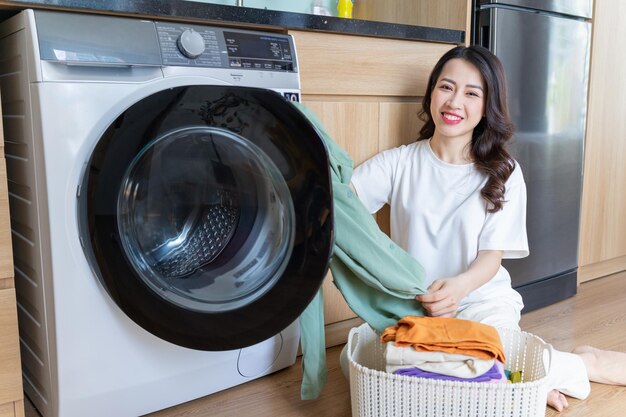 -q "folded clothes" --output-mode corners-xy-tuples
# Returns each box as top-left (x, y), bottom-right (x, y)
(385, 342), (495, 378)
(394, 361), (506, 383)
(381, 316), (506, 363)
